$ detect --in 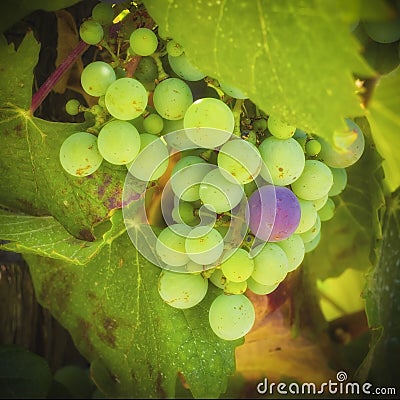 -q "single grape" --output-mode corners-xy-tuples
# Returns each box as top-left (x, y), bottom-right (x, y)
(105, 77), (148, 120)
(170, 156), (211, 201)
(363, 18), (400, 43)
(247, 277), (279, 295)
(224, 280), (247, 295)
(208, 294), (255, 341)
(251, 243), (289, 285)
(219, 81), (247, 99)
(258, 137), (305, 186)
(300, 215), (321, 243)
(311, 193), (328, 211)
(304, 231), (321, 253)
(252, 118), (267, 132)
(167, 39), (184, 57)
(184, 98), (234, 147)
(247, 185), (301, 242)
(305, 139), (322, 156)
(81, 61), (116, 97)
(328, 167), (347, 196)
(65, 99), (80, 116)
(79, 20), (104, 45)
(267, 115), (296, 139)
(294, 128), (307, 151)
(158, 270), (208, 309)
(220, 248), (254, 283)
(199, 168), (244, 213)
(92, 2), (114, 25)
(185, 225), (224, 265)
(217, 139), (262, 184)
(171, 201), (199, 226)
(126, 133), (169, 181)
(161, 118), (184, 135)
(155, 224), (191, 267)
(318, 119), (365, 168)
(294, 198), (318, 234)
(291, 159), (333, 201)
(153, 78), (193, 120)
(134, 56), (158, 84)
(318, 197), (336, 221)
(168, 53), (206, 81)
(209, 268), (226, 289)
(129, 28), (158, 56)
(97, 120), (141, 165)
(143, 113), (164, 135)
(59, 132), (103, 177)
(276, 234), (305, 272)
